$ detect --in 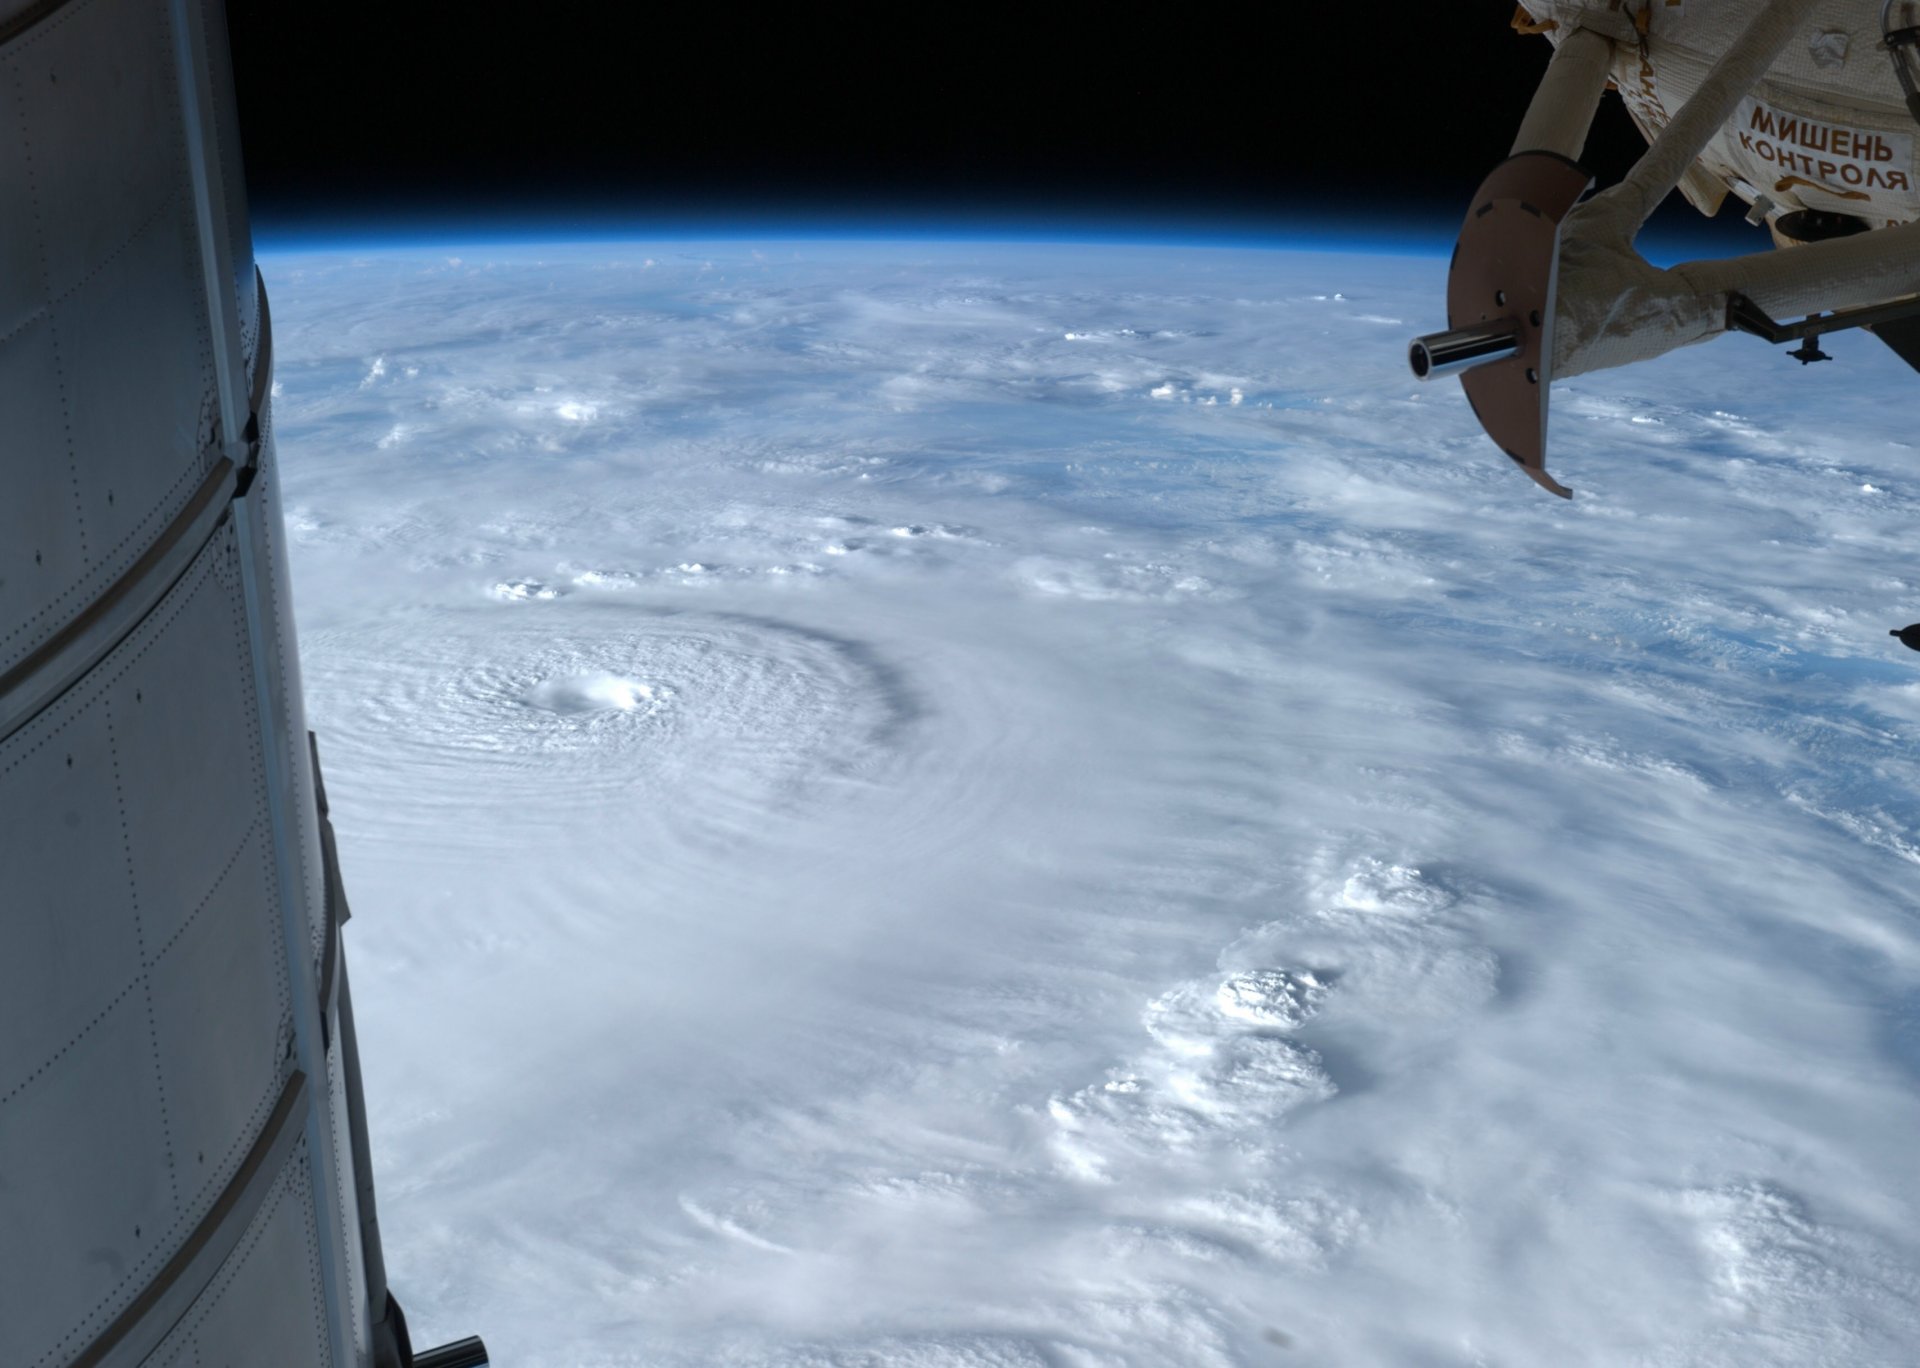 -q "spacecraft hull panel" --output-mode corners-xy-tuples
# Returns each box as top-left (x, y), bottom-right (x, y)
(0, 0), (223, 683)
(130, 1132), (334, 1368)
(143, 1136), (334, 1368)
(0, 1), (378, 1365)
(1431, 4), (1920, 486)
(1527, 0), (1920, 225)
(0, 520), (328, 1366)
